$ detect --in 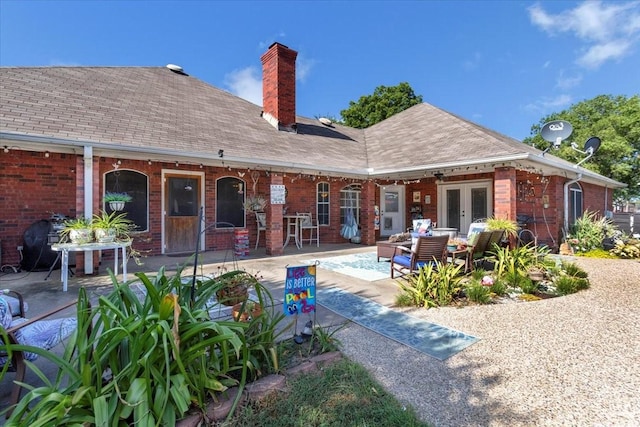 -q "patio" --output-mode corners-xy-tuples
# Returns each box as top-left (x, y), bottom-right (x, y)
(1, 245), (639, 425)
